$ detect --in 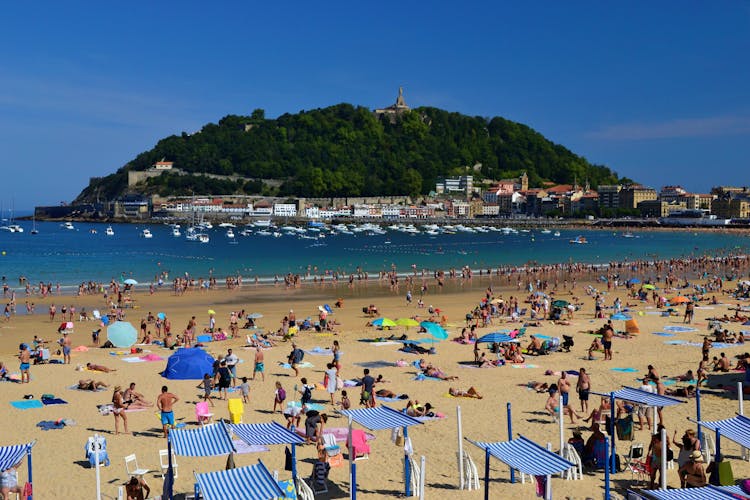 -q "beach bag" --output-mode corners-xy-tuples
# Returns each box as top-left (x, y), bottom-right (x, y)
(302, 386), (312, 404)
(717, 460), (734, 486)
(328, 452), (343, 468)
(23, 482), (32, 497)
